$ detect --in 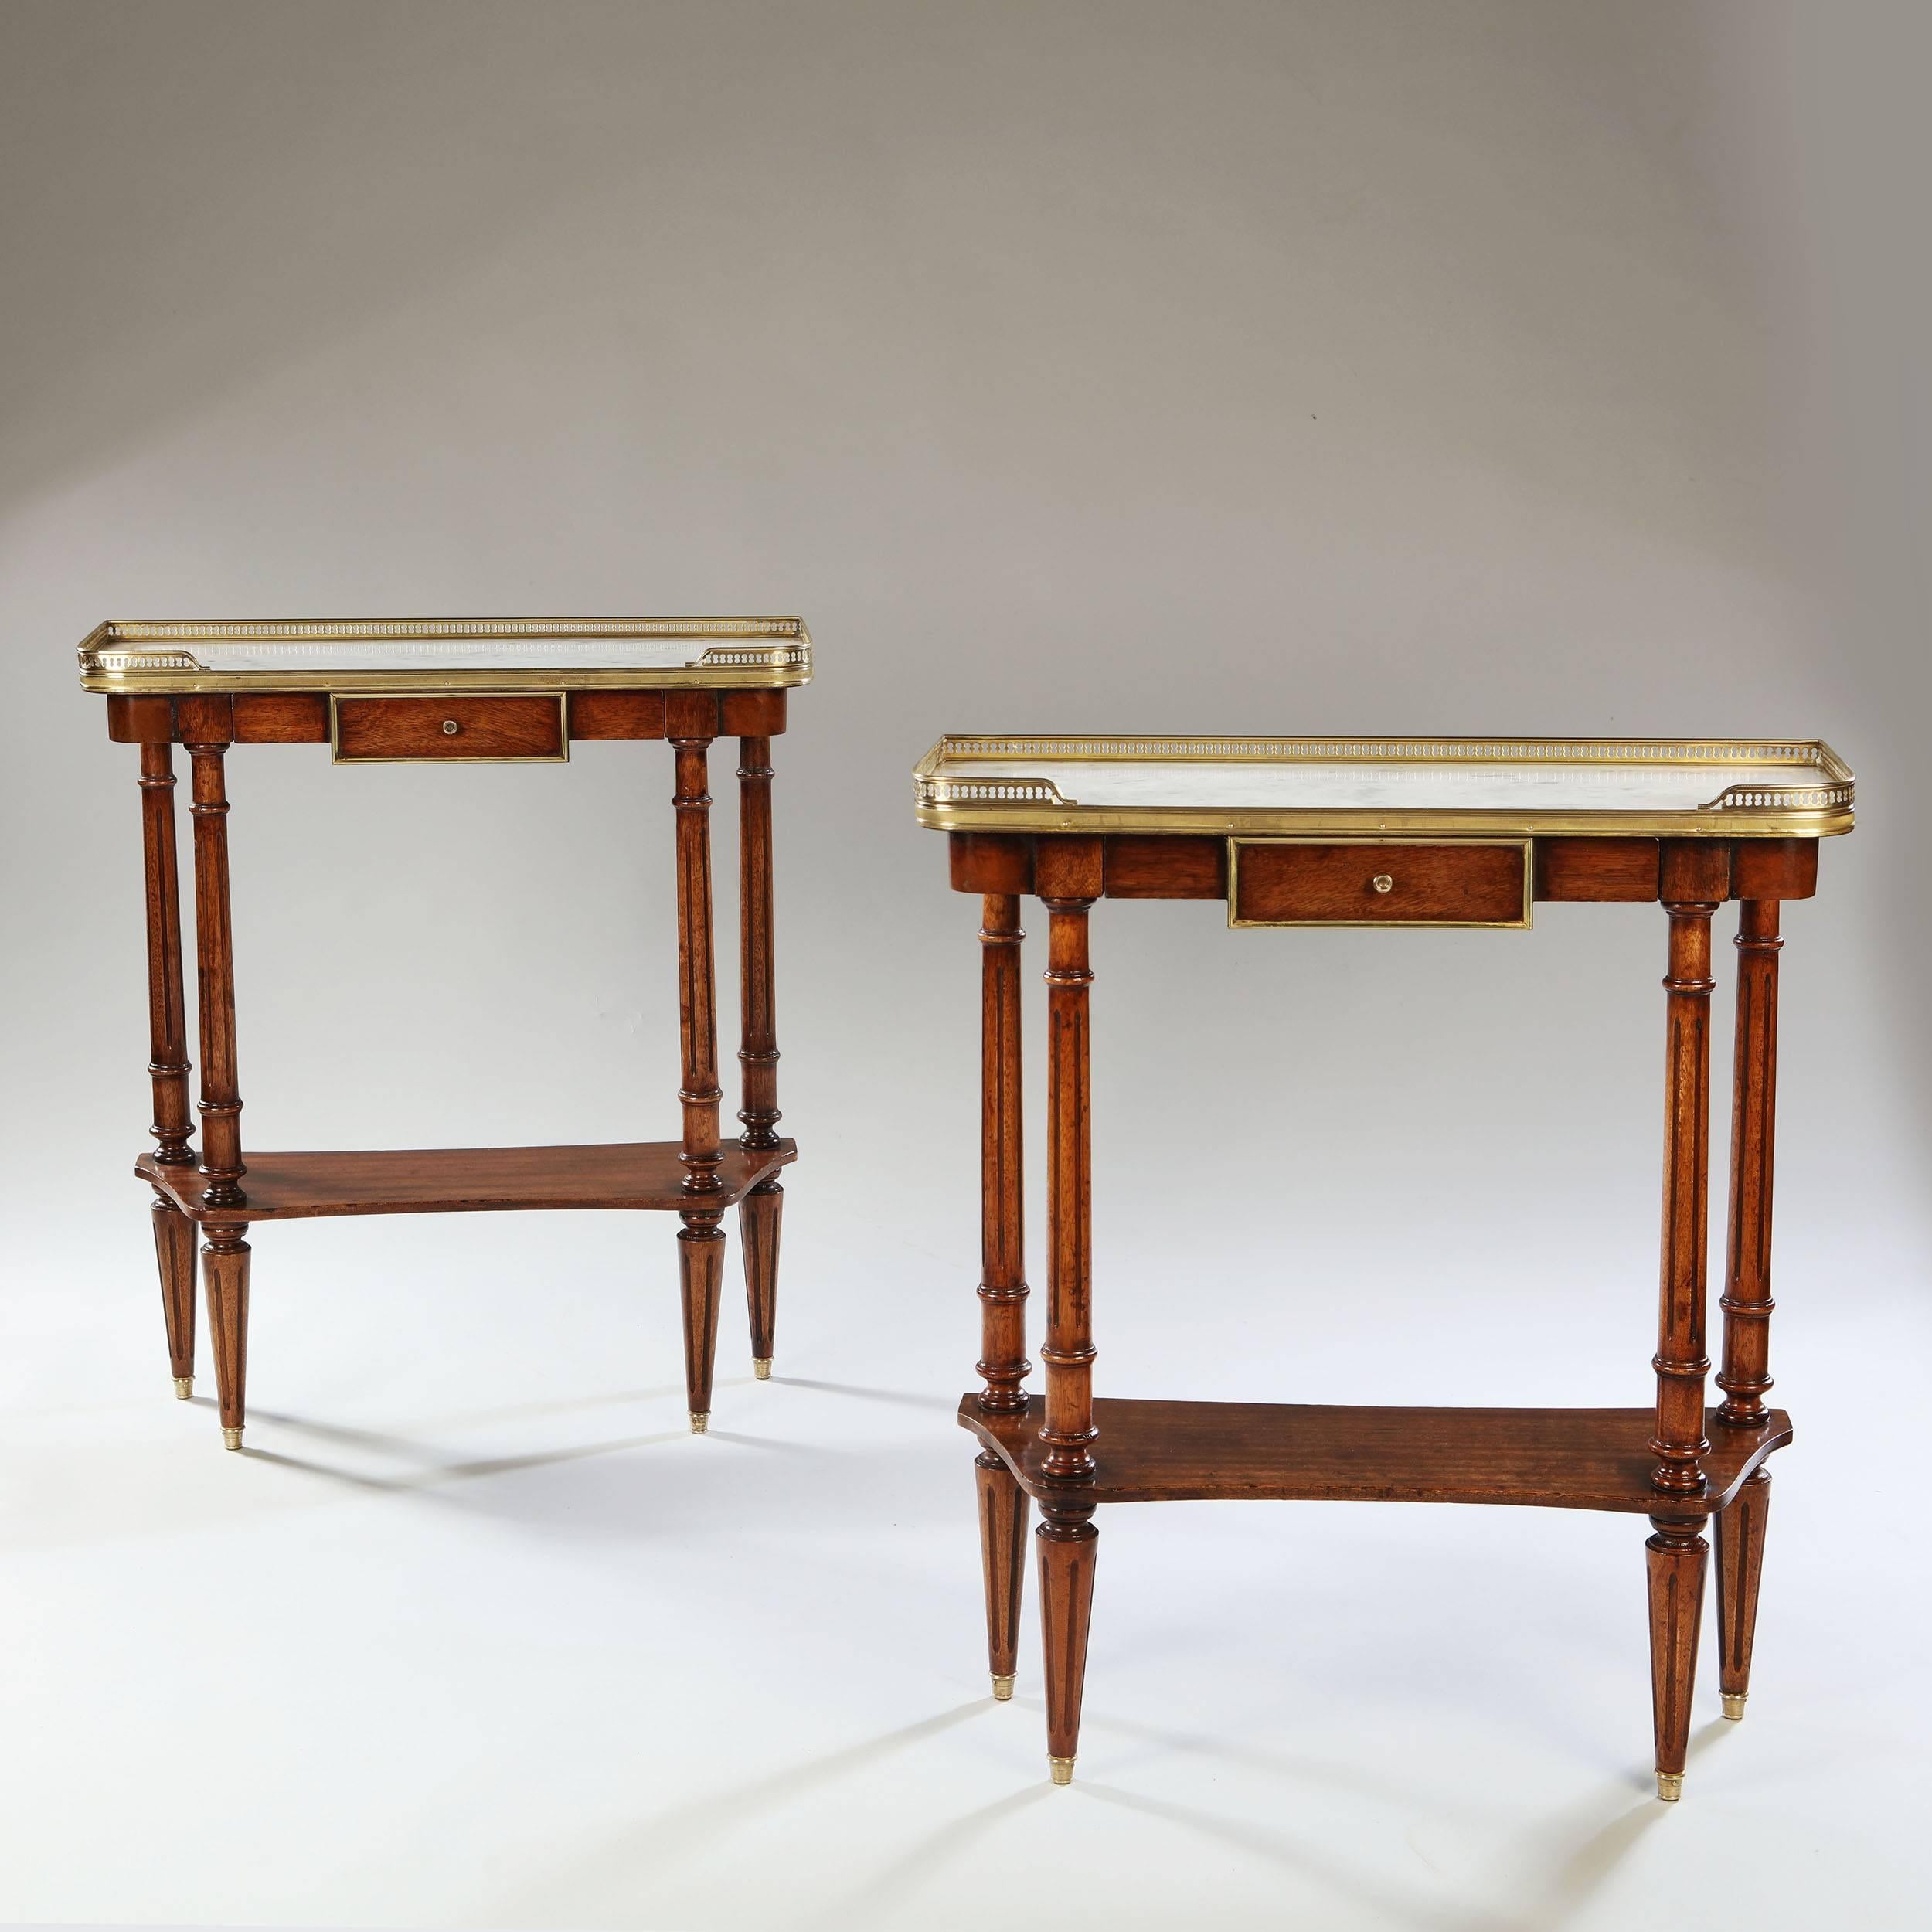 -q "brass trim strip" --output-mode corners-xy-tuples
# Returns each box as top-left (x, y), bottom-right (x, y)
(1227, 837), (1533, 930)
(328, 692), (571, 765)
